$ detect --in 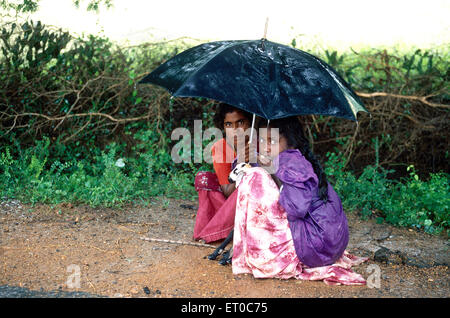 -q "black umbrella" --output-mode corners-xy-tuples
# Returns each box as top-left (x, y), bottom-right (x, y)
(139, 39), (368, 122)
